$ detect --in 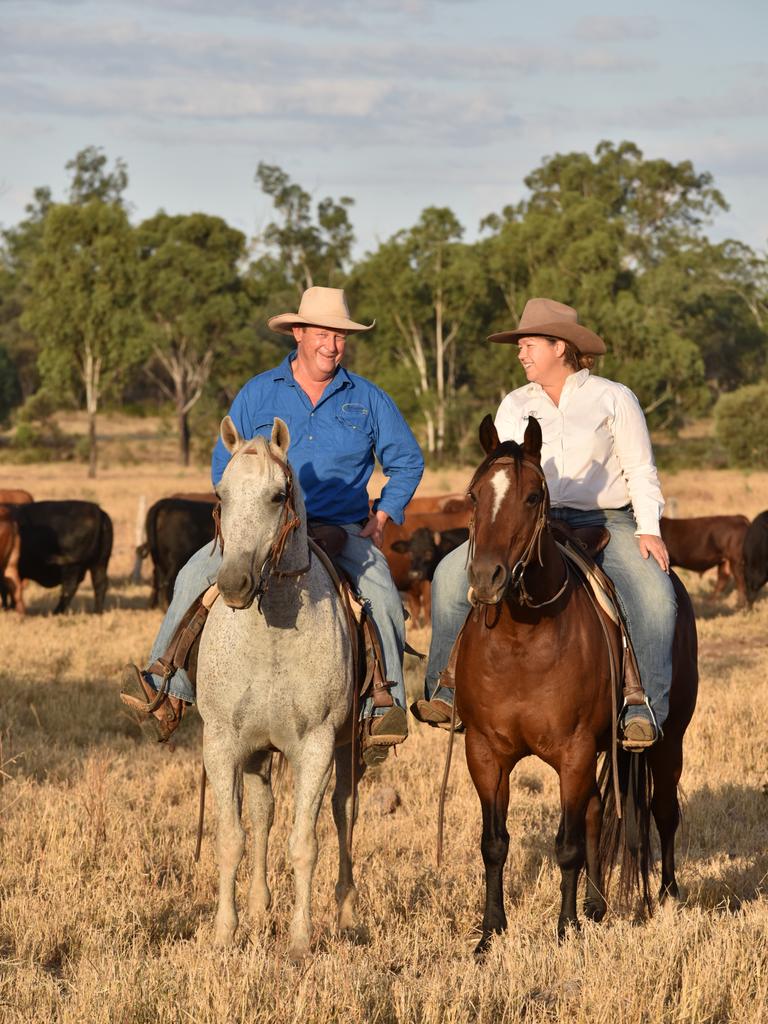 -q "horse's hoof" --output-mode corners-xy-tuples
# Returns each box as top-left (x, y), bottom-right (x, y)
(583, 899), (606, 922)
(473, 932), (497, 959)
(213, 922), (238, 947)
(288, 940), (311, 963)
(557, 918), (581, 943)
